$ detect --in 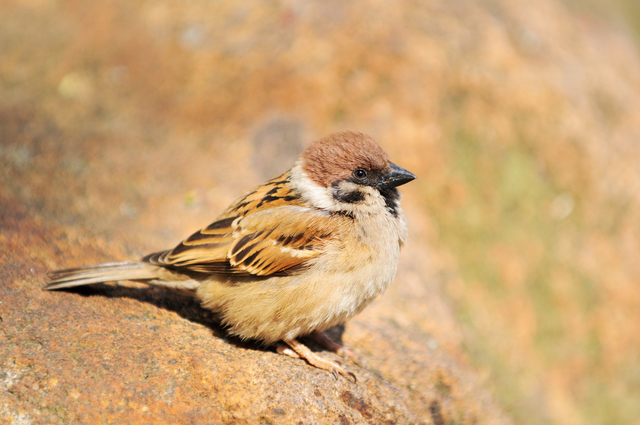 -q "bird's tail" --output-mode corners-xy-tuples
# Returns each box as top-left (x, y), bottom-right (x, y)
(44, 262), (158, 290)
